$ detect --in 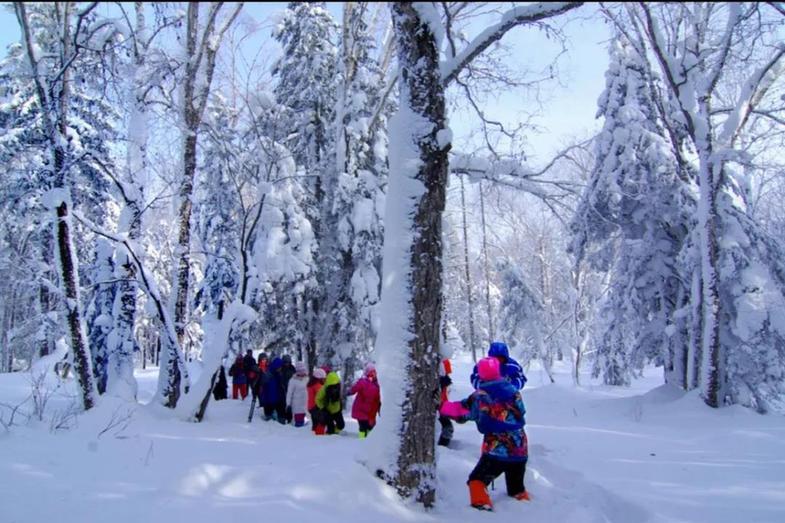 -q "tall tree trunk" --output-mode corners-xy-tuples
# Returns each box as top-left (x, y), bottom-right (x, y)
(37, 252), (53, 358)
(54, 185), (96, 410)
(16, 1), (97, 409)
(698, 156), (723, 407)
(570, 268), (583, 386)
(459, 175), (478, 362)
(104, 1), (150, 401)
(373, 3), (449, 508)
(479, 180), (494, 340)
